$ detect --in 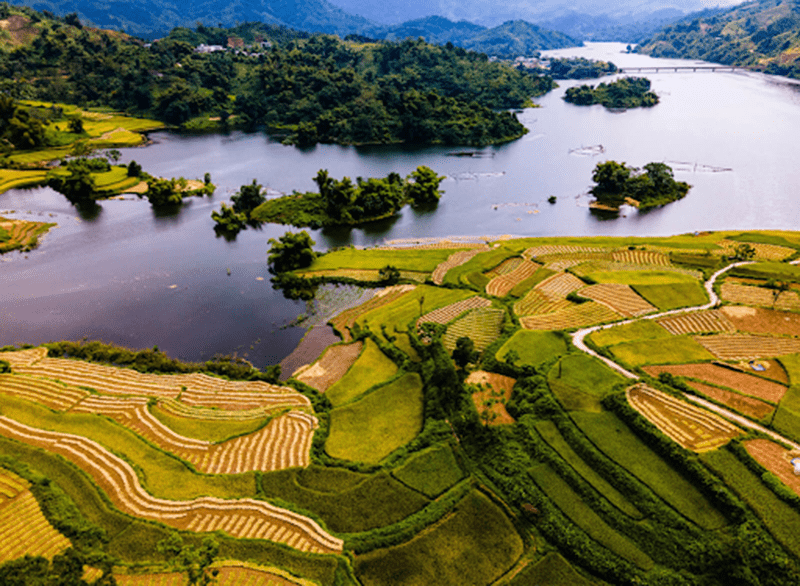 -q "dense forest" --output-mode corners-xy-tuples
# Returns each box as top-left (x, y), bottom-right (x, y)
(564, 77), (658, 109)
(0, 5), (555, 147)
(636, 0), (800, 79)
